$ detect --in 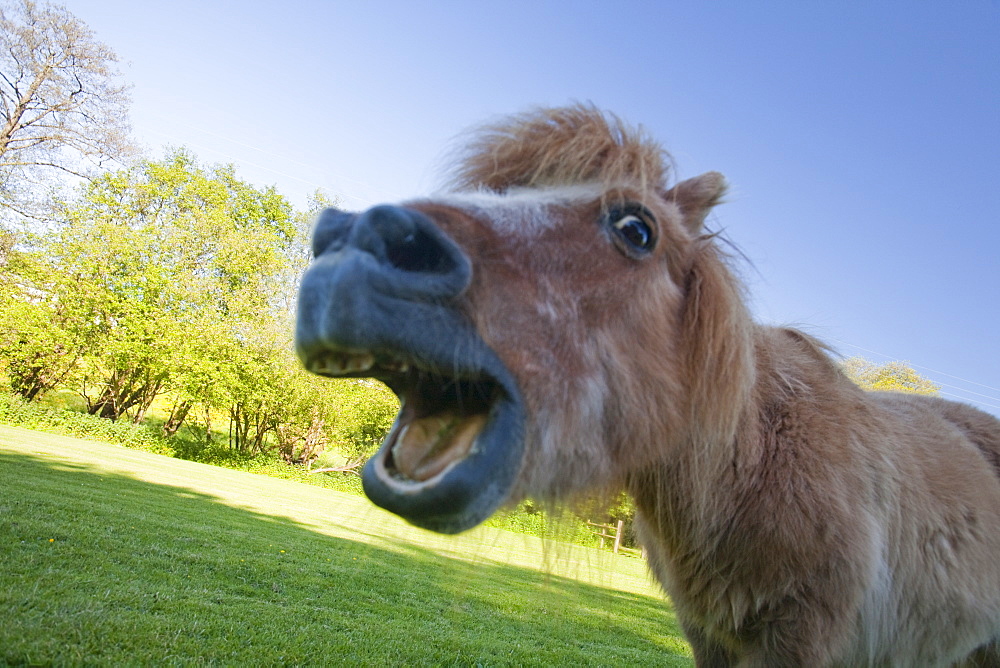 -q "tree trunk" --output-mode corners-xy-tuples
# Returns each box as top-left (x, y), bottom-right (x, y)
(276, 413), (327, 466)
(88, 386), (121, 421)
(300, 414), (326, 467)
(203, 406), (213, 443)
(11, 366), (48, 401)
(8, 349), (75, 401)
(162, 399), (193, 437)
(87, 366), (165, 422)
